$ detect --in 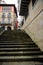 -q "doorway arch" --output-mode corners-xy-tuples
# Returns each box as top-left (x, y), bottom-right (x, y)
(7, 26), (11, 30)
